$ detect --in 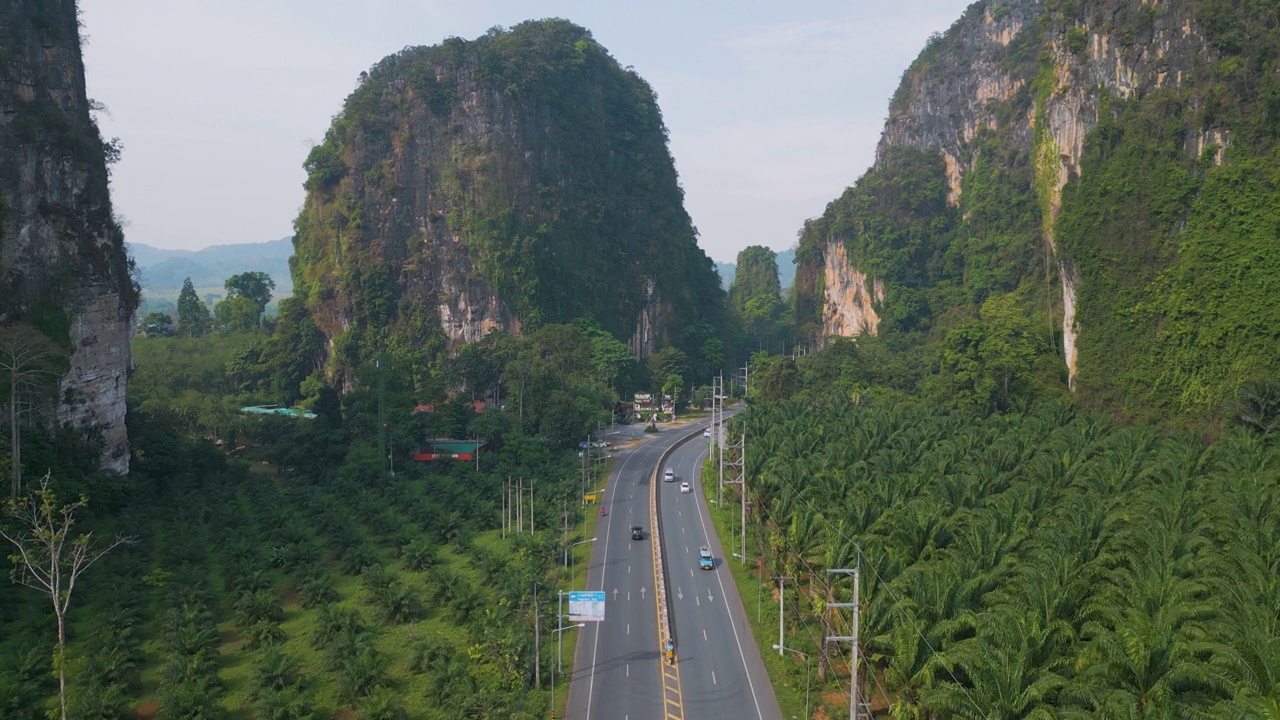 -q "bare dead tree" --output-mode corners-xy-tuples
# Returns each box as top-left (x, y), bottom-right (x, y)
(0, 323), (68, 499)
(1, 473), (133, 720)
